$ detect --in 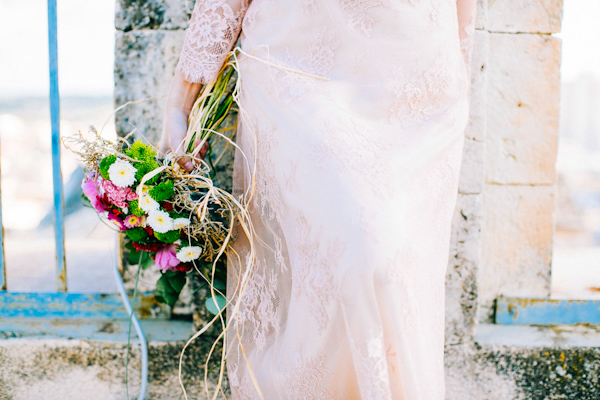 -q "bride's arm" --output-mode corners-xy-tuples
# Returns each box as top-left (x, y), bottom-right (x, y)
(160, 0), (251, 171)
(456, 0), (477, 82)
